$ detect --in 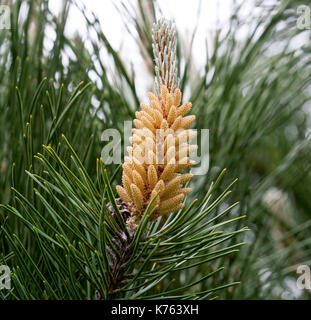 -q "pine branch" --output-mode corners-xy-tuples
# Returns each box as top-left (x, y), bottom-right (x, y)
(106, 199), (134, 299)
(107, 228), (134, 298)
(1, 0), (311, 301)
